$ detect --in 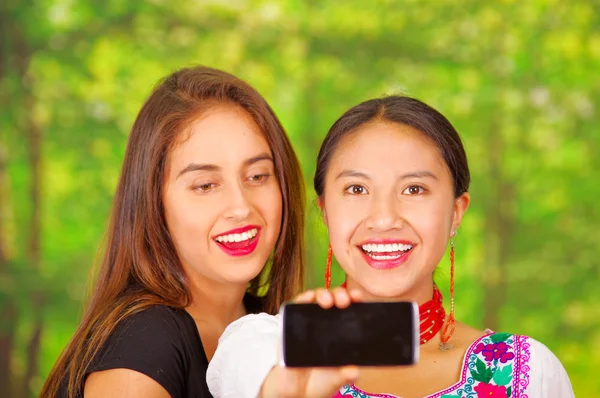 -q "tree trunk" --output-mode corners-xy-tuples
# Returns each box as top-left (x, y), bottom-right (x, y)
(14, 20), (45, 398)
(0, 142), (18, 398)
(20, 90), (44, 397)
(0, 3), (18, 396)
(482, 126), (514, 331)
